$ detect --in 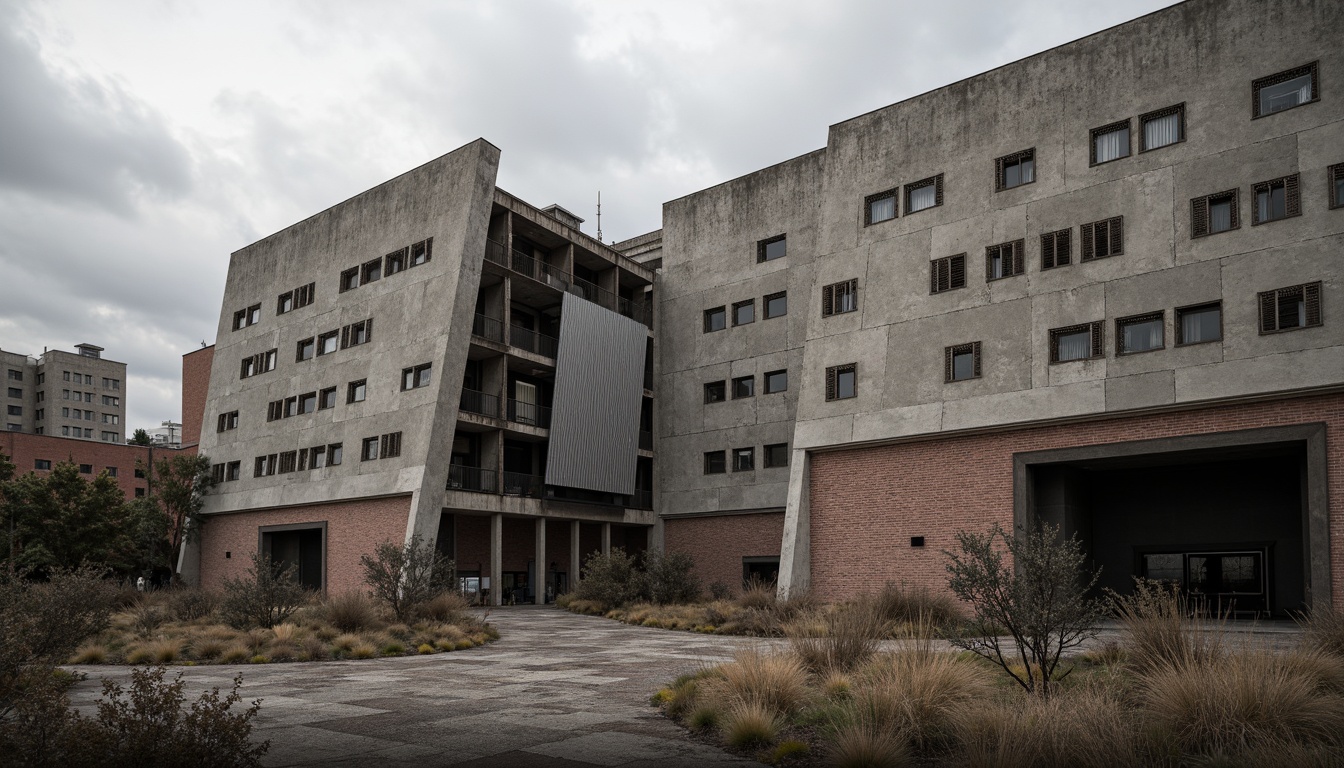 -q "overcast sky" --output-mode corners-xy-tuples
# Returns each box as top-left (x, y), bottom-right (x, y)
(0, 0), (1178, 434)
